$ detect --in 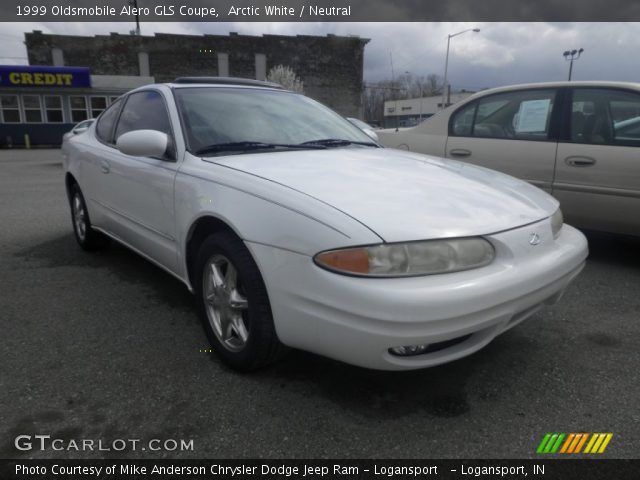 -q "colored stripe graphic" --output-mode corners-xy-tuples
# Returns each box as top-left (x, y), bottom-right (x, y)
(537, 433), (566, 453)
(538, 433), (613, 454)
(559, 433), (575, 453)
(537, 434), (552, 454)
(585, 433), (614, 454)
(574, 433), (589, 453)
(550, 433), (565, 453)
